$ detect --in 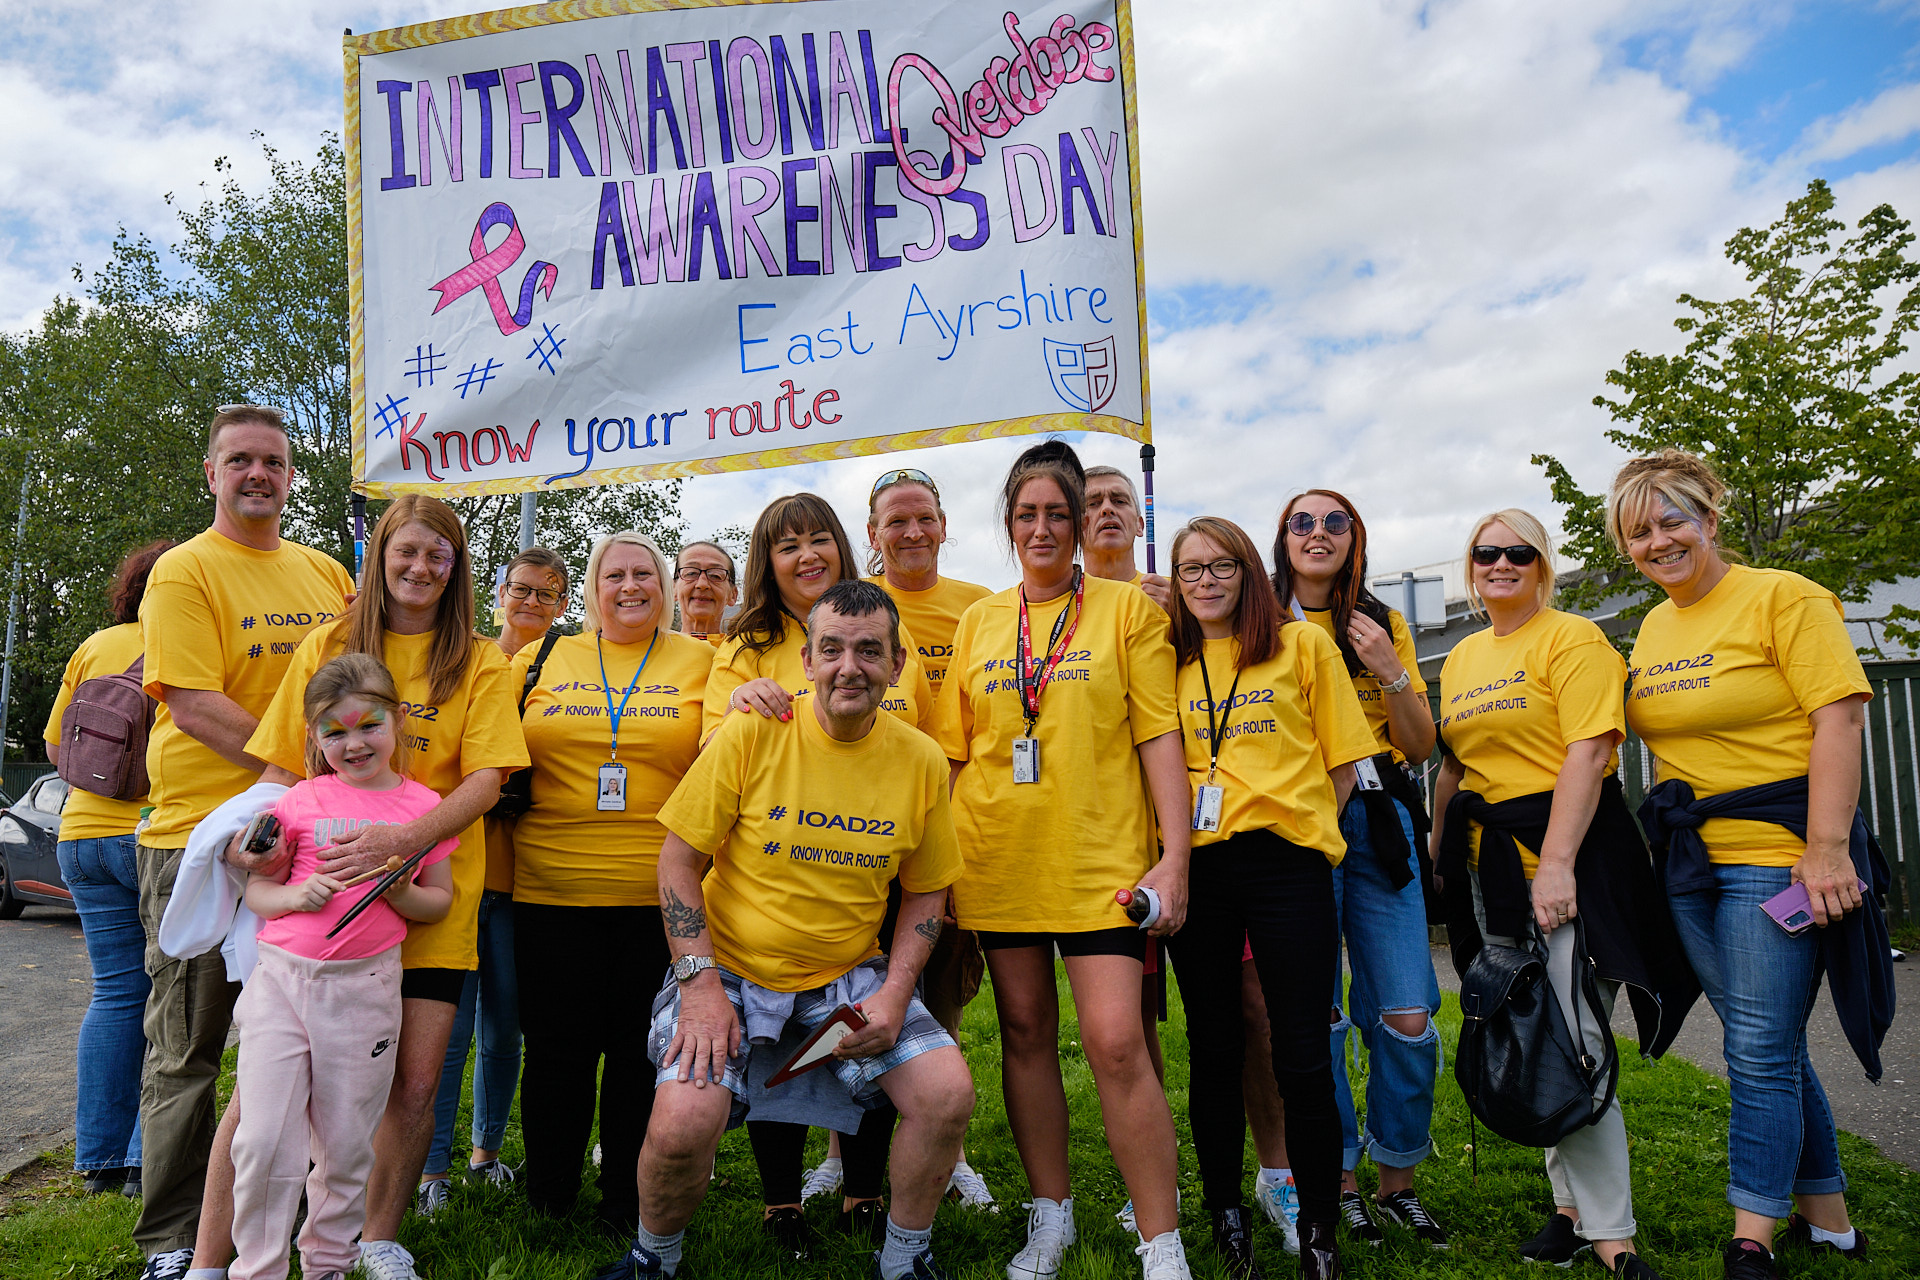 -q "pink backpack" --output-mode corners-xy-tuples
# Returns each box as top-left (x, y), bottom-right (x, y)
(57, 657), (156, 801)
